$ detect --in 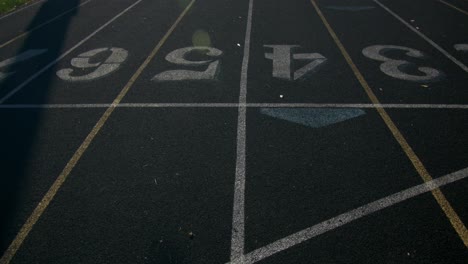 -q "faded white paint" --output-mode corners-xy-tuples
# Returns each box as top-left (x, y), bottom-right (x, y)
(362, 45), (443, 82)
(265, 45), (298, 80)
(293, 53), (327, 80)
(454, 44), (468, 52)
(153, 46), (222, 81)
(57, 47), (128, 81)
